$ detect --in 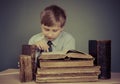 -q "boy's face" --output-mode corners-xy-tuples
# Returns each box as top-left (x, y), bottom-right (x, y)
(41, 24), (63, 41)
